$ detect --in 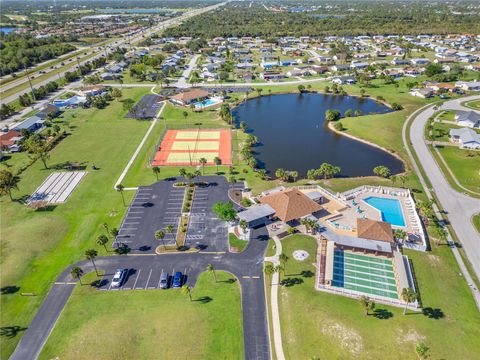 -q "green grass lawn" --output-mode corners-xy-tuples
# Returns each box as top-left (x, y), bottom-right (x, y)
(229, 233), (248, 252)
(473, 214), (480, 234)
(39, 271), (243, 360)
(463, 99), (480, 110)
(0, 87), (150, 358)
(277, 235), (480, 360)
(436, 146), (480, 193)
